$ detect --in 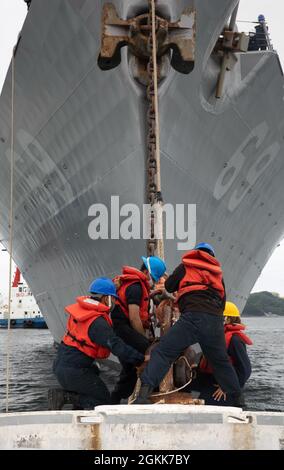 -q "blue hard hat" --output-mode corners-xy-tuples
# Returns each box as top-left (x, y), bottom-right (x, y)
(258, 14), (265, 22)
(195, 242), (215, 257)
(89, 277), (118, 298)
(142, 256), (167, 282)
